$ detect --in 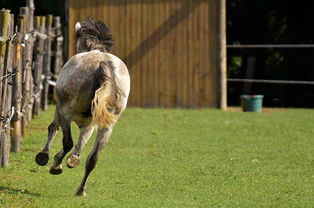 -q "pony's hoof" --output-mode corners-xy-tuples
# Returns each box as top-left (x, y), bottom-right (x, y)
(75, 189), (86, 197)
(49, 165), (63, 175)
(66, 154), (80, 168)
(35, 152), (49, 166)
